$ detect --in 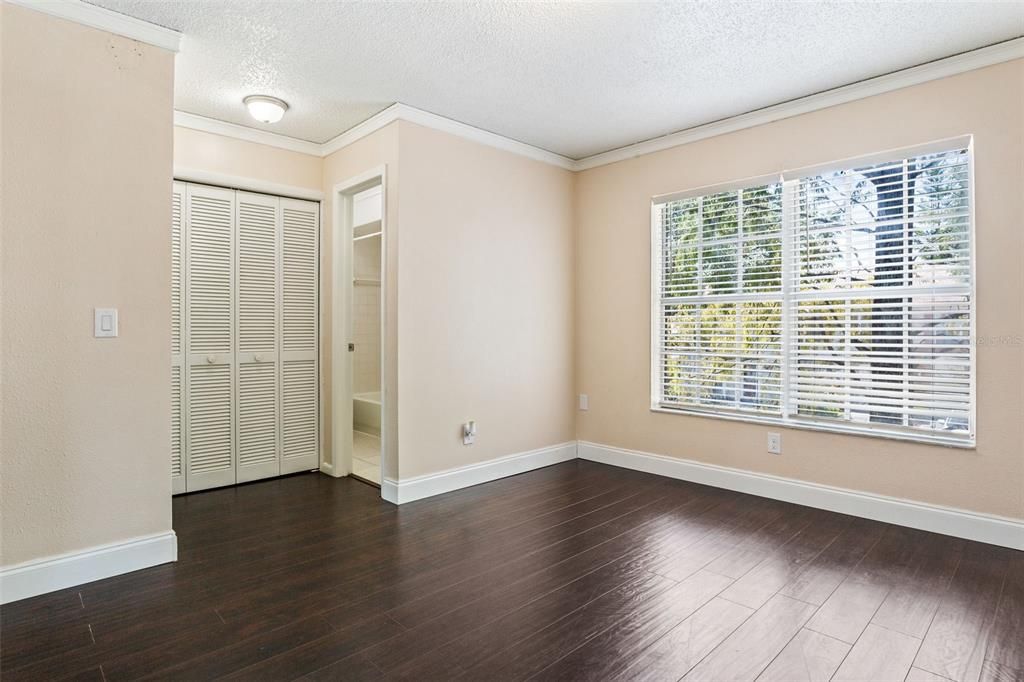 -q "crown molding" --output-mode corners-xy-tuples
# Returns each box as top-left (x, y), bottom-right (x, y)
(176, 104), (577, 169)
(573, 37), (1024, 171)
(173, 37), (1024, 171)
(174, 111), (323, 156)
(390, 104), (576, 170)
(319, 104), (403, 157)
(320, 103), (576, 169)
(6, 0), (181, 52)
